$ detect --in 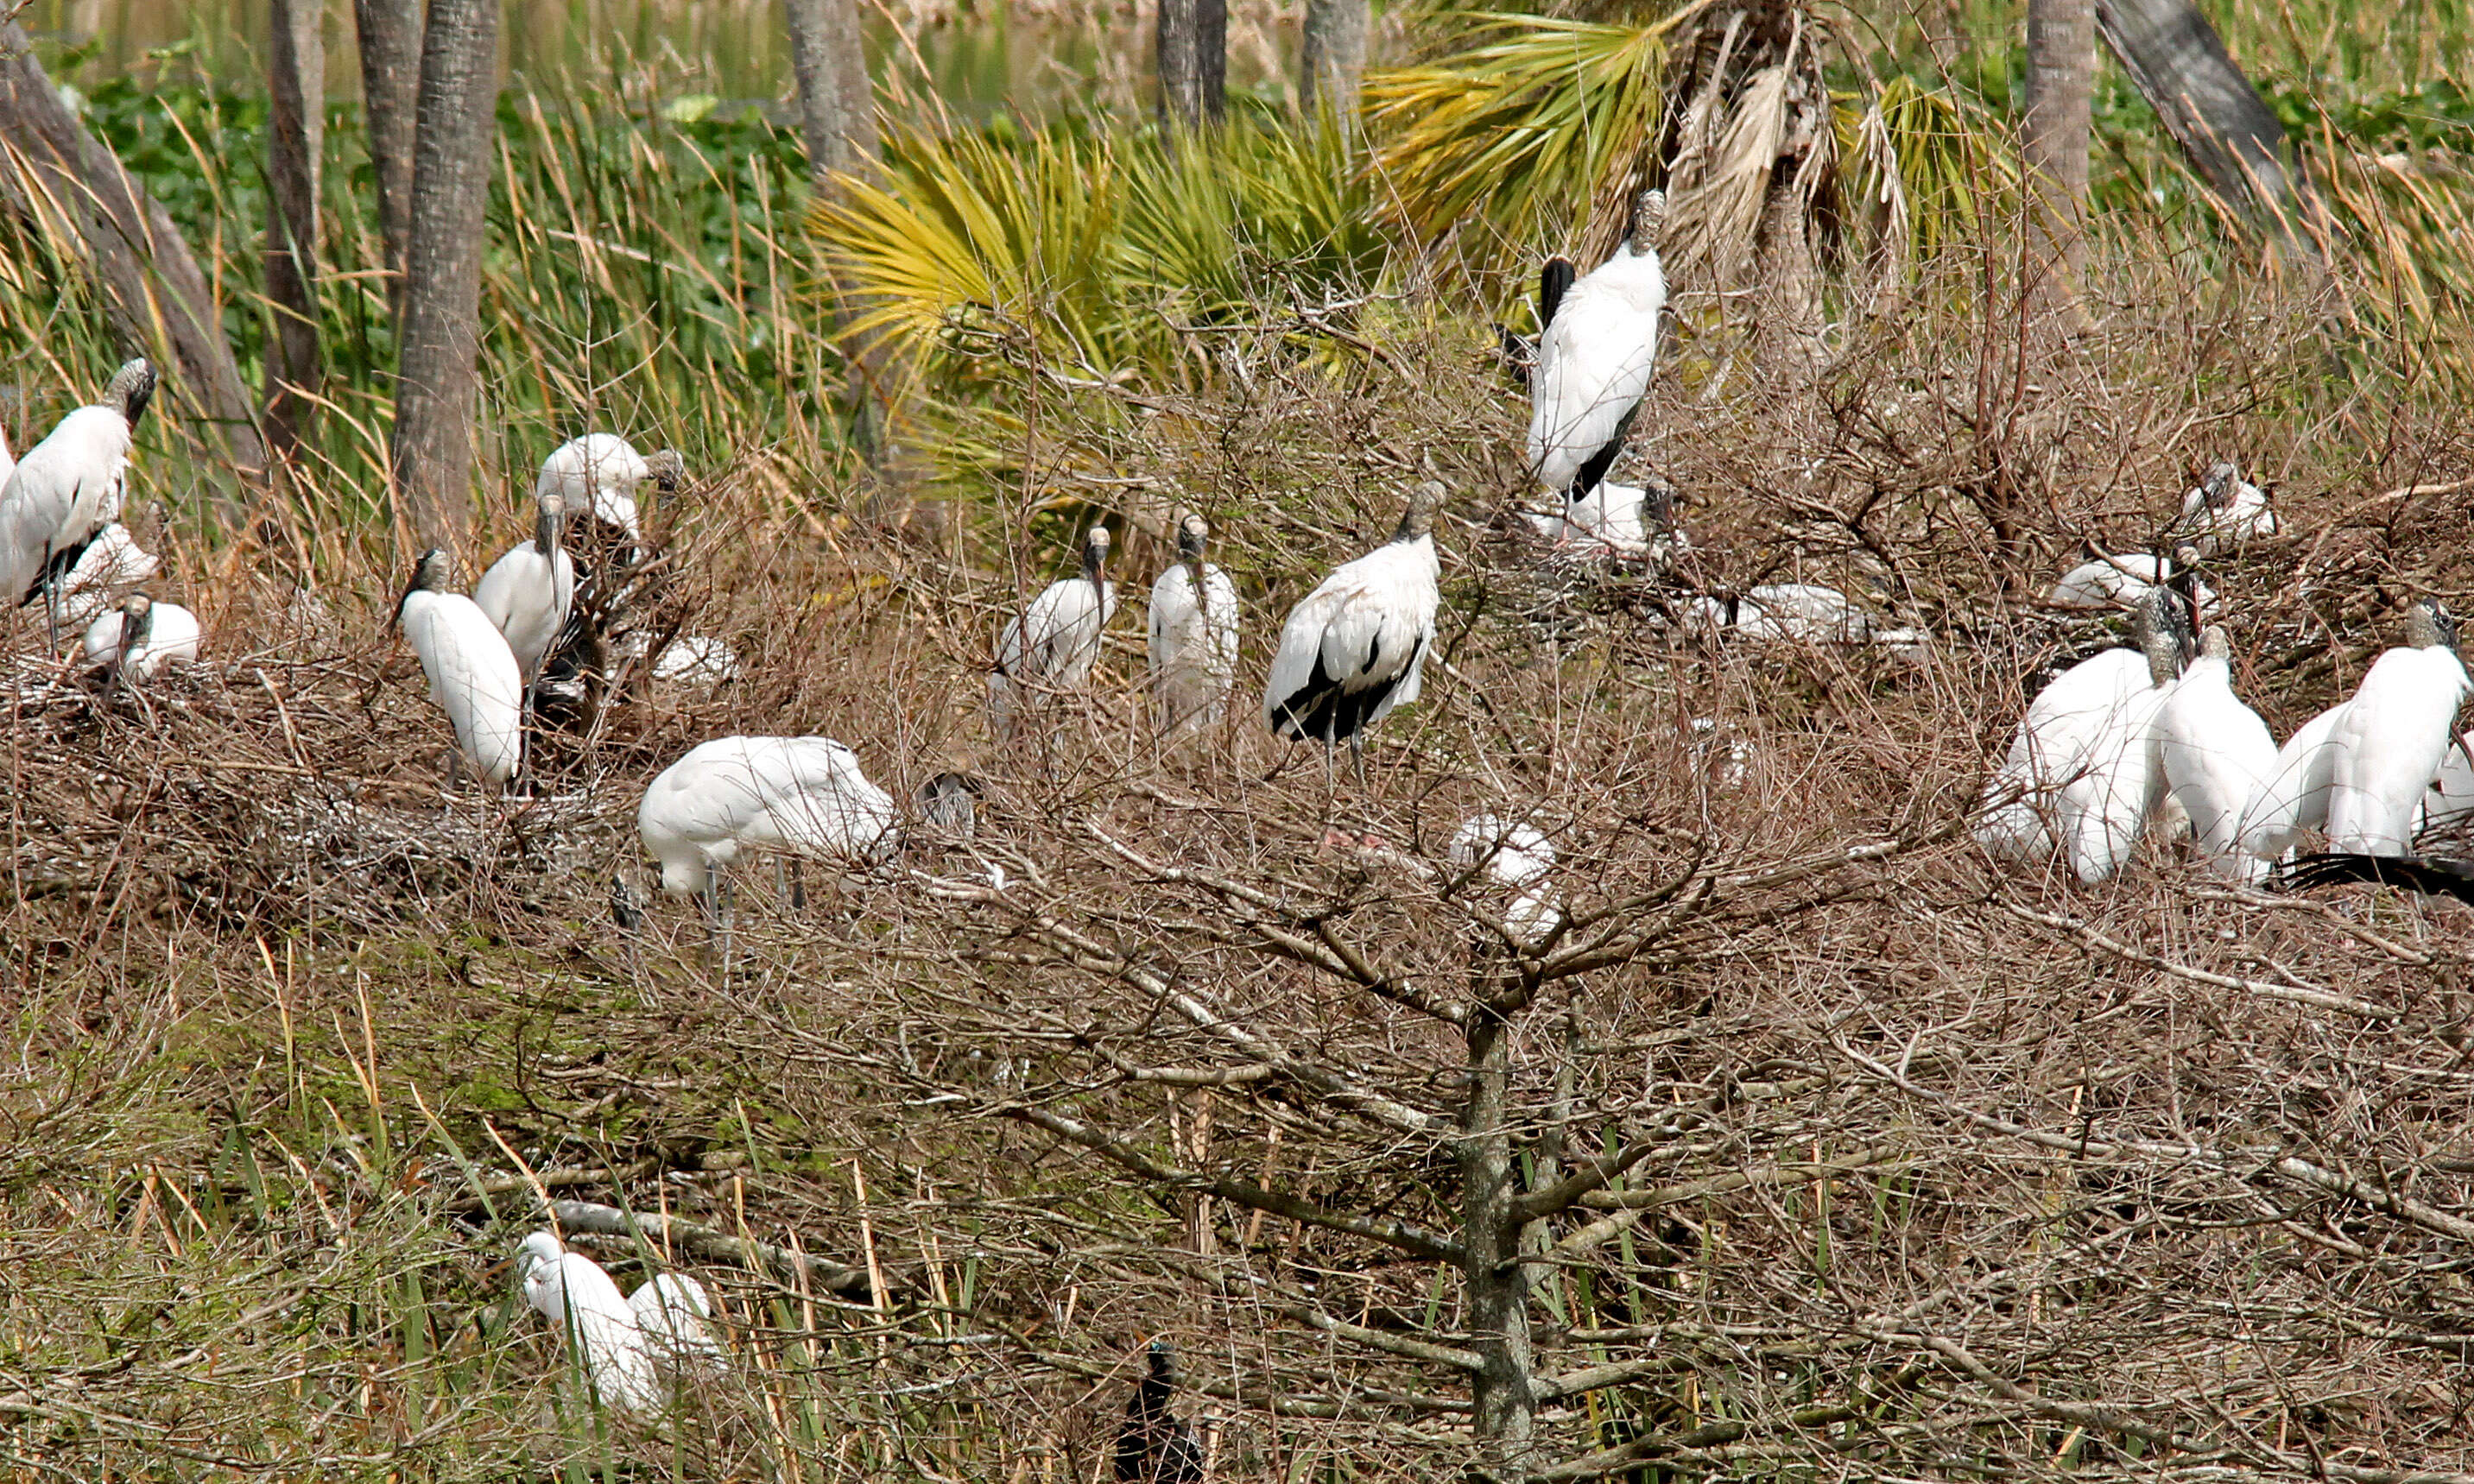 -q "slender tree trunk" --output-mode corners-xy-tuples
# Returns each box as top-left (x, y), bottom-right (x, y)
(1300, 0), (1367, 122)
(1155, 0), (1226, 130)
(265, 0), (325, 463)
(0, 22), (269, 479)
(2096, 0), (2312, 244)
(355, 0), (423, 319)
(786, 0), (902, 472)
(2023, 0), (2094, 281)
(1458, 1007), (1537, 1475)
(389, 0), (498, 556)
